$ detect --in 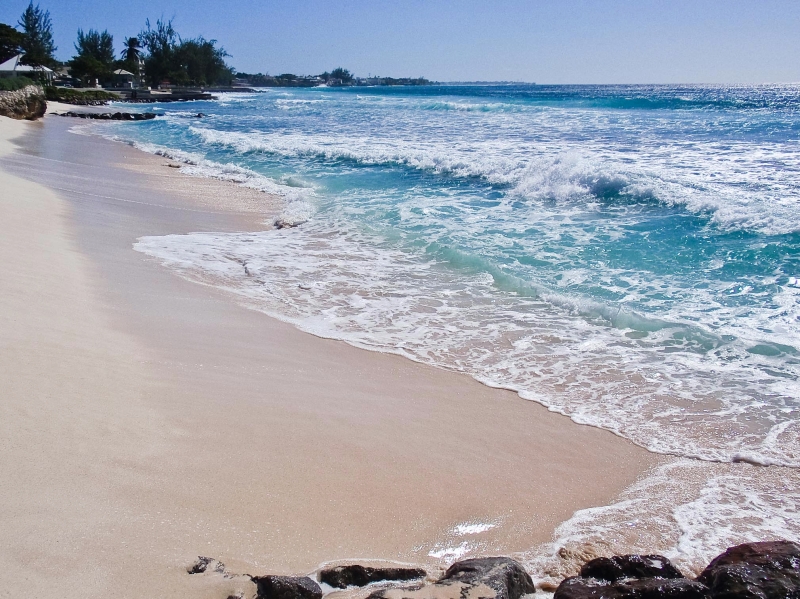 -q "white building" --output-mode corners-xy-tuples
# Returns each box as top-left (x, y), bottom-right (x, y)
(0, 54), (54, 84)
